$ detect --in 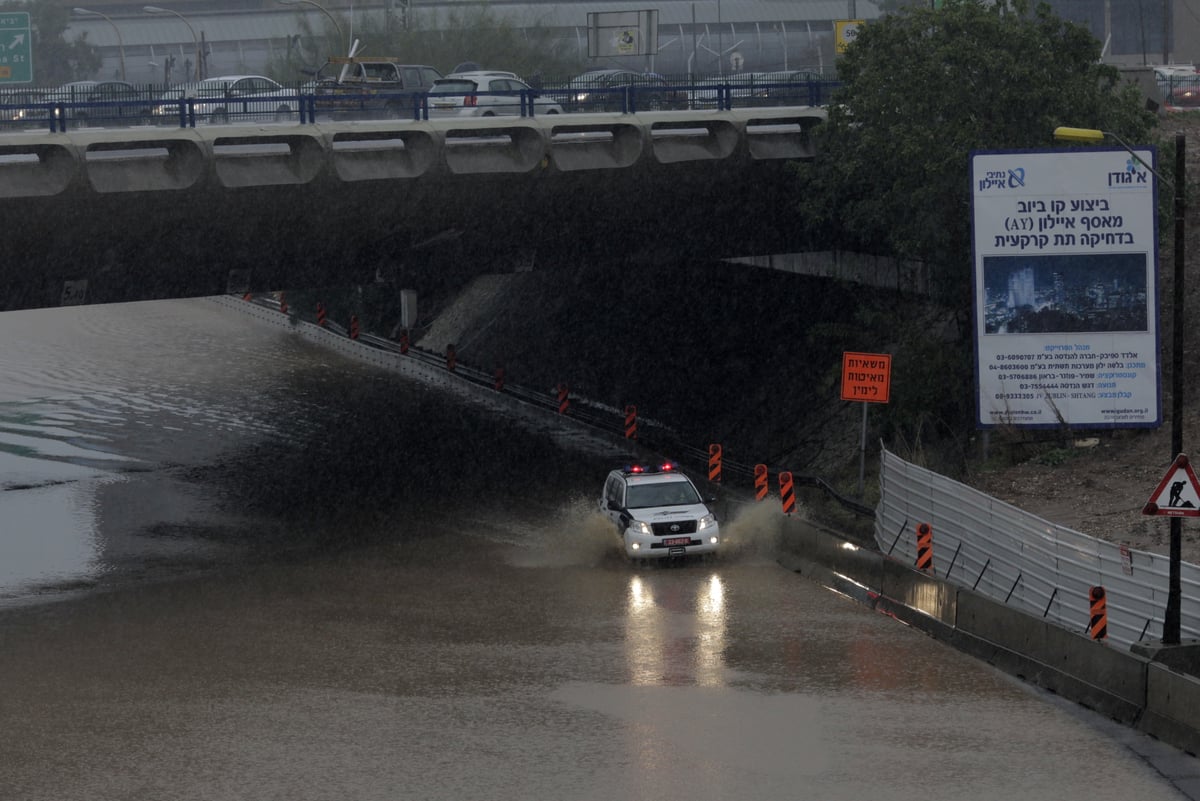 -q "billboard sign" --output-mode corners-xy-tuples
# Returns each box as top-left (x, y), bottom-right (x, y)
(587, 10), (659, 58)
(971, 148), (1161, 429)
